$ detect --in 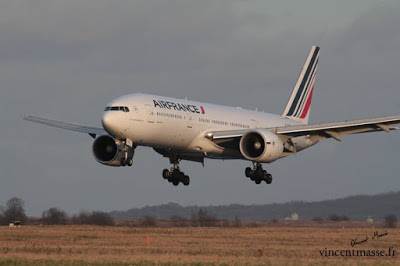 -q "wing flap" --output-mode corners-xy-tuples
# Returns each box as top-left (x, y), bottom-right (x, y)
(24, 114), (106, 137)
